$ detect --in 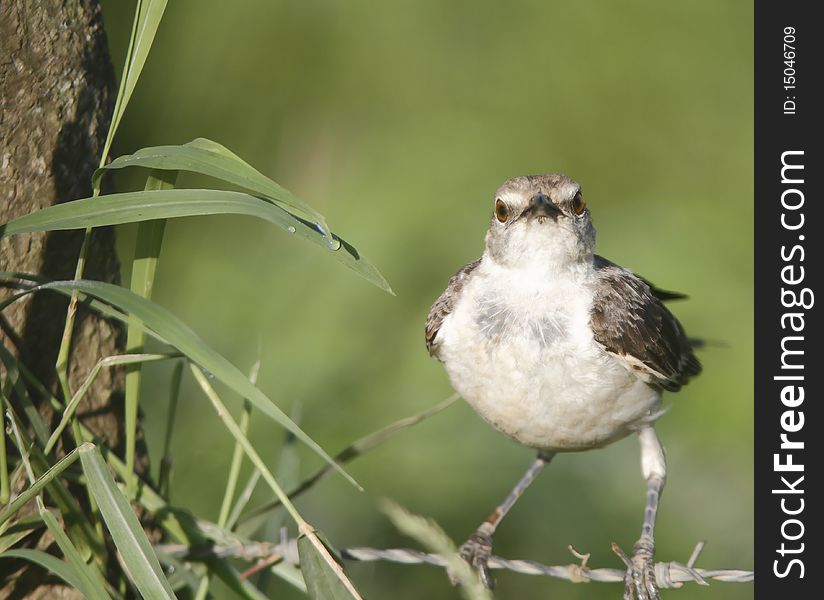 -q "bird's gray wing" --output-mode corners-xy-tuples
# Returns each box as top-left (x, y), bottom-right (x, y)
(425, 258), (481, 358)
(590, 256), (701, 392)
